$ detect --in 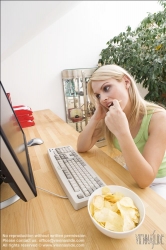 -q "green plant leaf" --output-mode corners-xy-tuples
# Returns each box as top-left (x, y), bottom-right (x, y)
(98, 0), (166, 104)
